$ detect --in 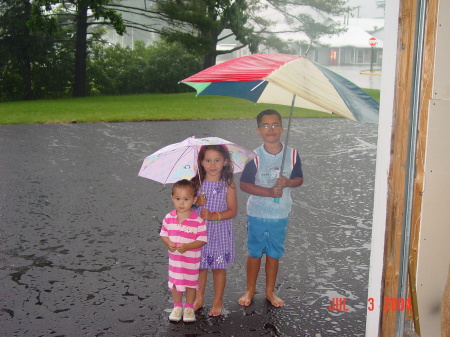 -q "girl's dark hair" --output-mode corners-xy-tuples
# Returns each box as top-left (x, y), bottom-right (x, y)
(172, 179), (197, 197)
(191, 145), (234, 191)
